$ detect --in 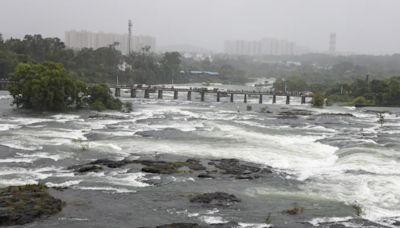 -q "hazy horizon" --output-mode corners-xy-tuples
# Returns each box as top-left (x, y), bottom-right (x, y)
(1, 0), (400, 55)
